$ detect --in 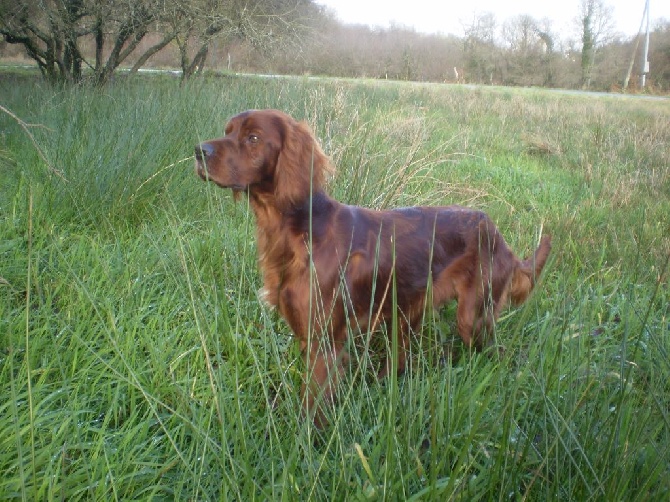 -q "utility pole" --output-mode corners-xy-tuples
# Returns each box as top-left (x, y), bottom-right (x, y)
(623, 0), (652, 91)
(640, 0), (650, 88)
